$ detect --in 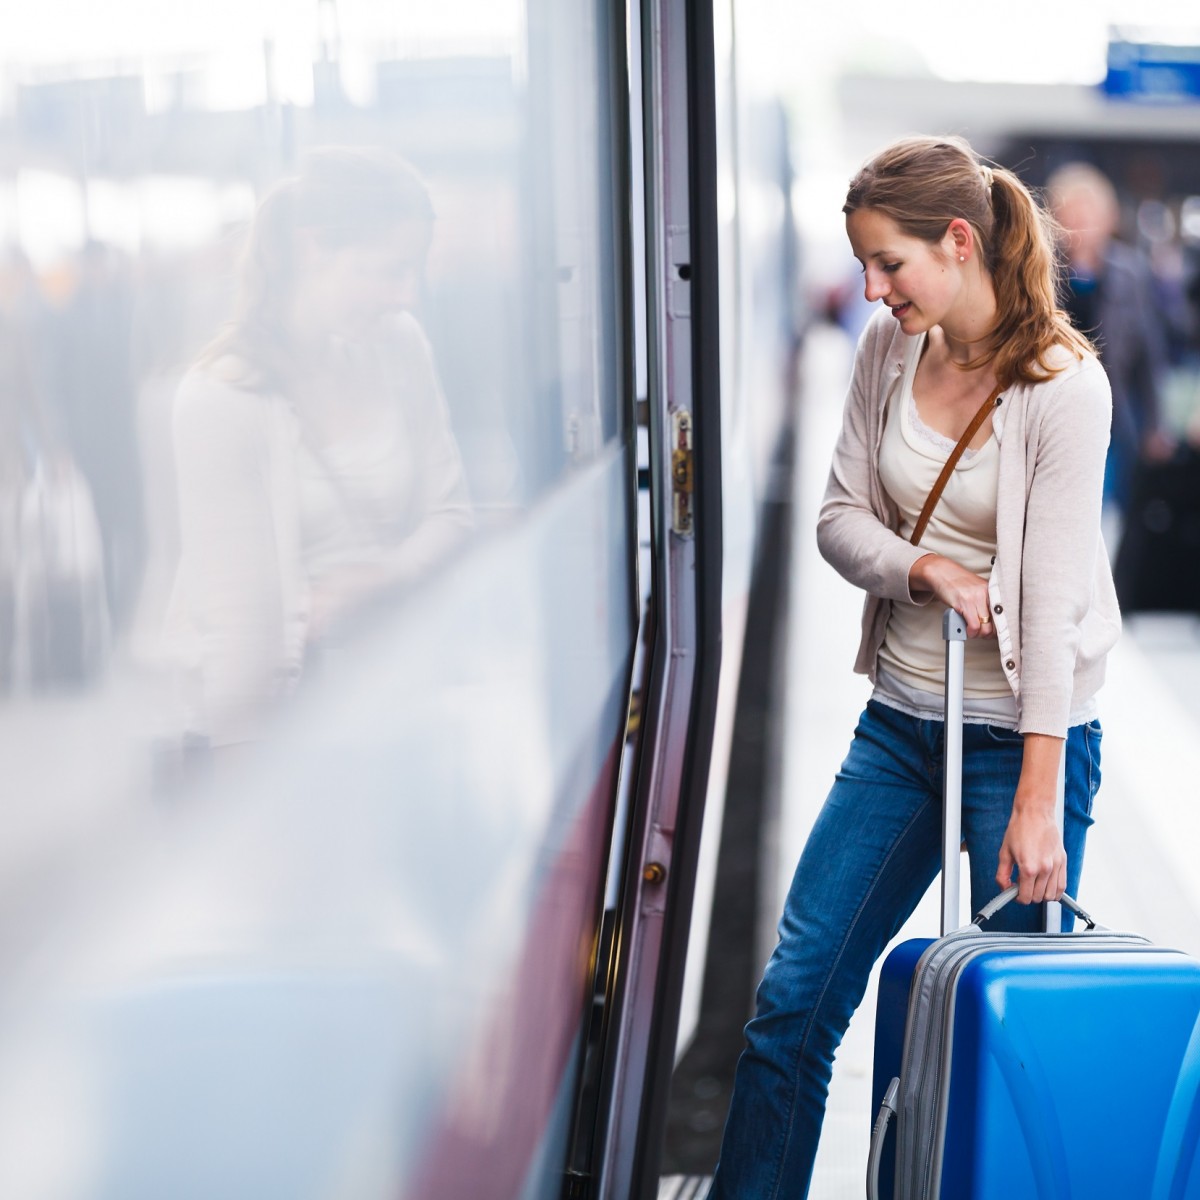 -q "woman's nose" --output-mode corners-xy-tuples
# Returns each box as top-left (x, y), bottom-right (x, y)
(863, 269), (888, 303)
